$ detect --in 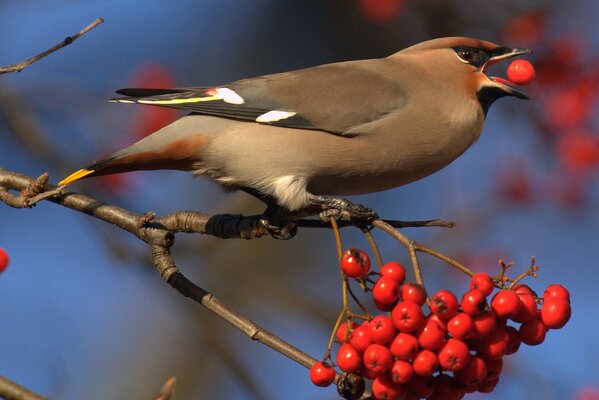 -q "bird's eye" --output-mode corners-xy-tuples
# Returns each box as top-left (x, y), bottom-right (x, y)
(458, 49), (475, 62)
